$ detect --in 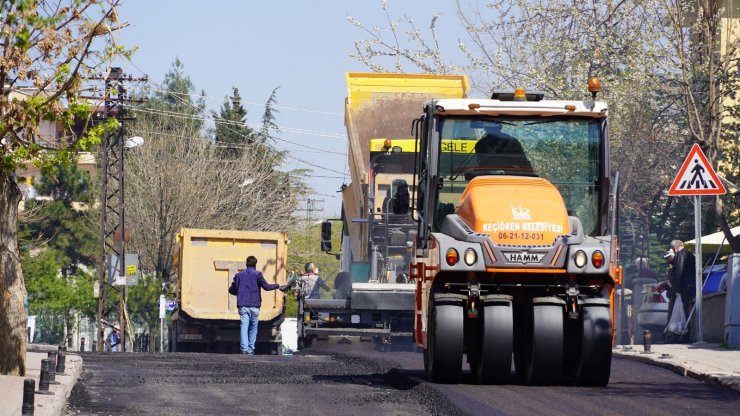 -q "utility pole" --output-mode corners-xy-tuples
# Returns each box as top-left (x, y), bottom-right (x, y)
(296, 198), (324, 254)
(95, 67), (147, 353)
